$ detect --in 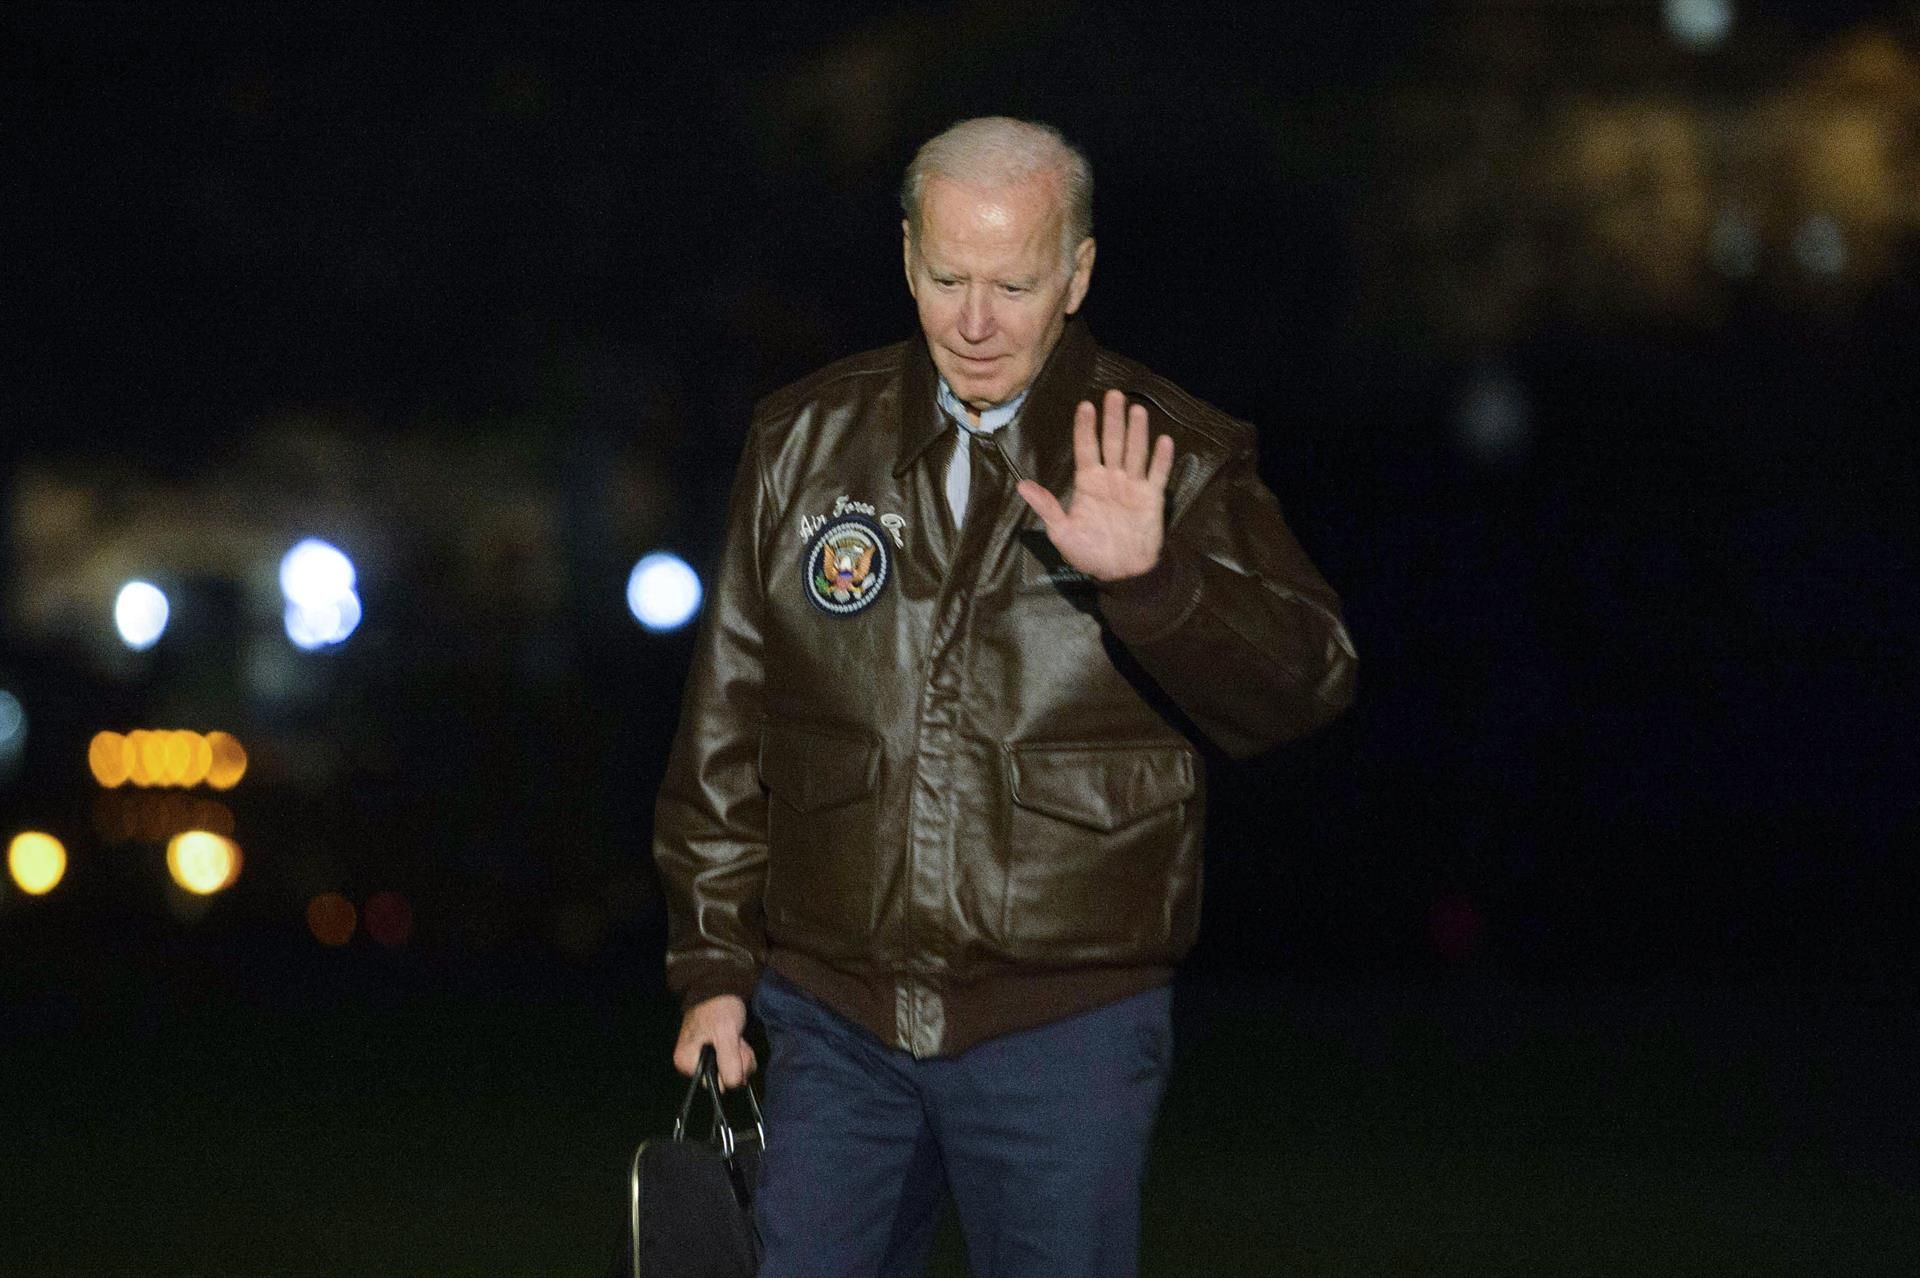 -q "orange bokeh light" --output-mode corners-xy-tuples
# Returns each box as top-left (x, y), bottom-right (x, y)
(205, 732), (248, 790)
(127, 730), (155, 786)
(89, 731), (133, 787)
(89, 730), (248, 790)
(166, 830), (241, 894)
(161, 732), (194, 784)
(307, 893), (357, 946)
(138, 731), (169, 786)
(8, 831), (67, 895)
(180, 731), (214, 787)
